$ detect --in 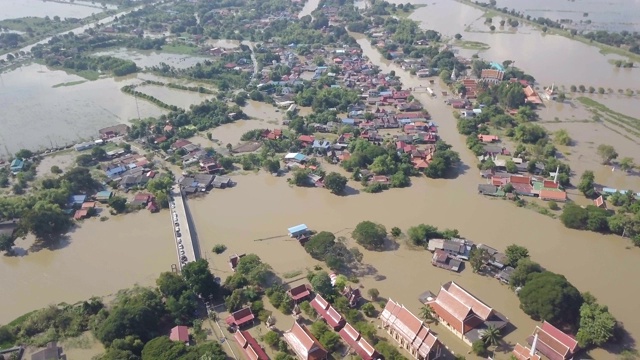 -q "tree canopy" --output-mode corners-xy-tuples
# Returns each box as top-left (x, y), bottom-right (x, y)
(323, 172), (347, 194)
(518, 271), (583, 327)
(352, 221), (387, 250)
(181, 259), (220, 299)
(504, 244), (529, 268)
